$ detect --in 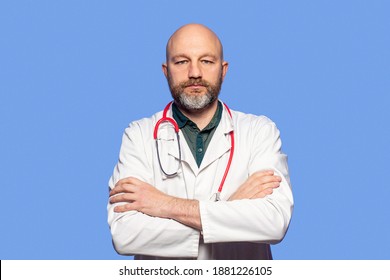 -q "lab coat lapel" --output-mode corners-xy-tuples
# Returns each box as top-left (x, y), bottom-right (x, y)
(199, 104), (234, 171)
(162, 104), (199, 174)
(167, 130), (198, 173)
